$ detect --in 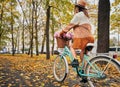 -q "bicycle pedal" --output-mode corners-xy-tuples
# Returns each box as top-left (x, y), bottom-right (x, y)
(80, 79), (88, 83)
(80, 77), (88, 83)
